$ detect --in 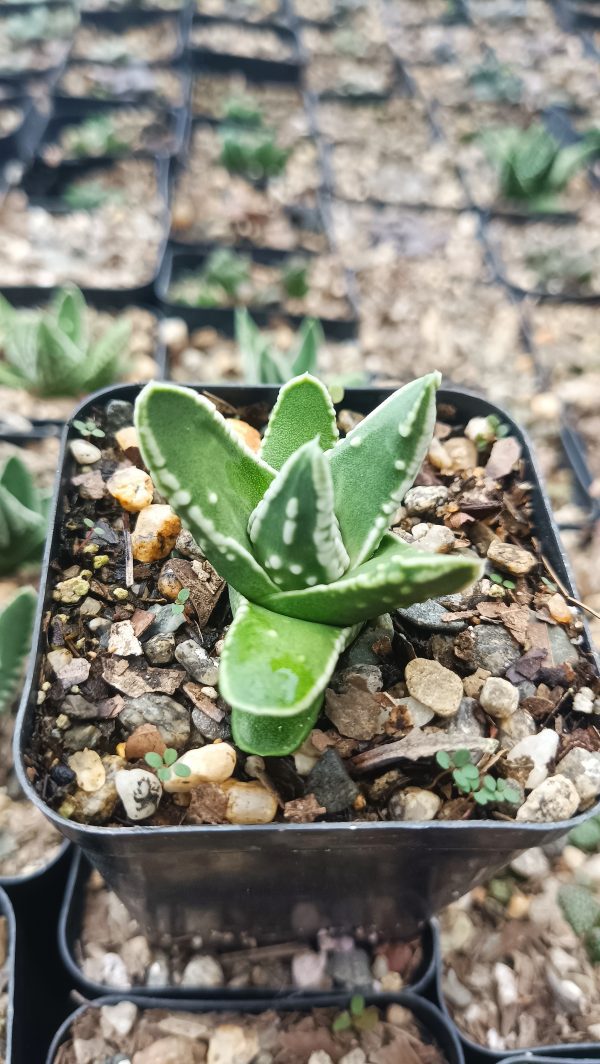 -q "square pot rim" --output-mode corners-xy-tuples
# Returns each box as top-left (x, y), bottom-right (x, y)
(14, 379), (600, 840)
